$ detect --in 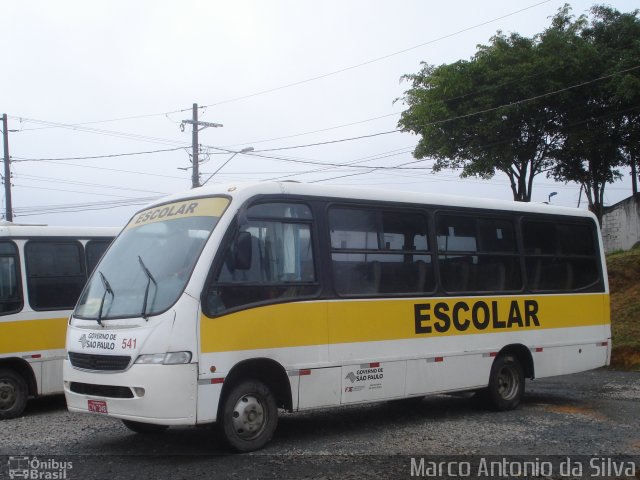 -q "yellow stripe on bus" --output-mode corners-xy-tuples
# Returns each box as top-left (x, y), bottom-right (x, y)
(200, 294), (609, 353)
(0, 318), (68, 355)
